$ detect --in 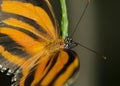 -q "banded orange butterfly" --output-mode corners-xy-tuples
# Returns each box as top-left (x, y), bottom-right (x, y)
(0, 0), (81, 86)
